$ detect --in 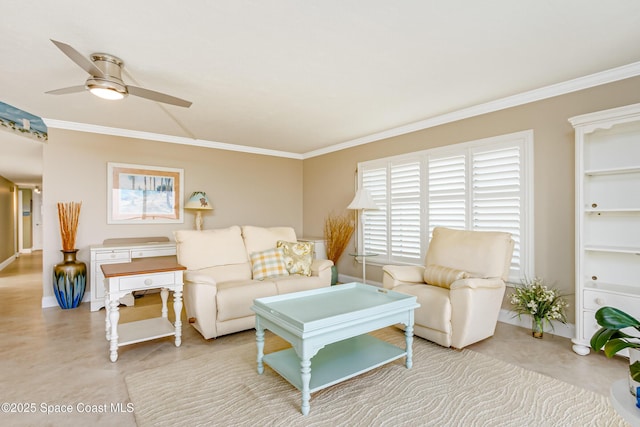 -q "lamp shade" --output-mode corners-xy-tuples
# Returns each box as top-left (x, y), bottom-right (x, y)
(185, 191), (213, 210)
(347, 188), (379, 210)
